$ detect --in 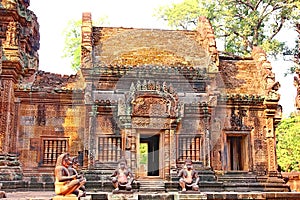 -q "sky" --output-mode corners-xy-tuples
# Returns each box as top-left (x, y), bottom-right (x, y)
(28, 0), (298, 116)
(29, 0), (181, 75)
